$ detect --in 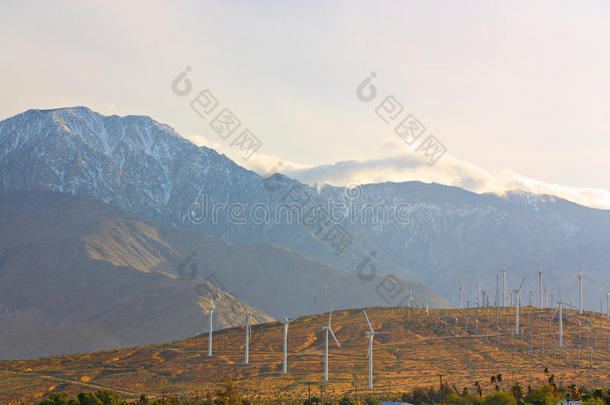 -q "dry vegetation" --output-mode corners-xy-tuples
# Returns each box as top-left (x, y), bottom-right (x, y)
(1, 306), (609, 403)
